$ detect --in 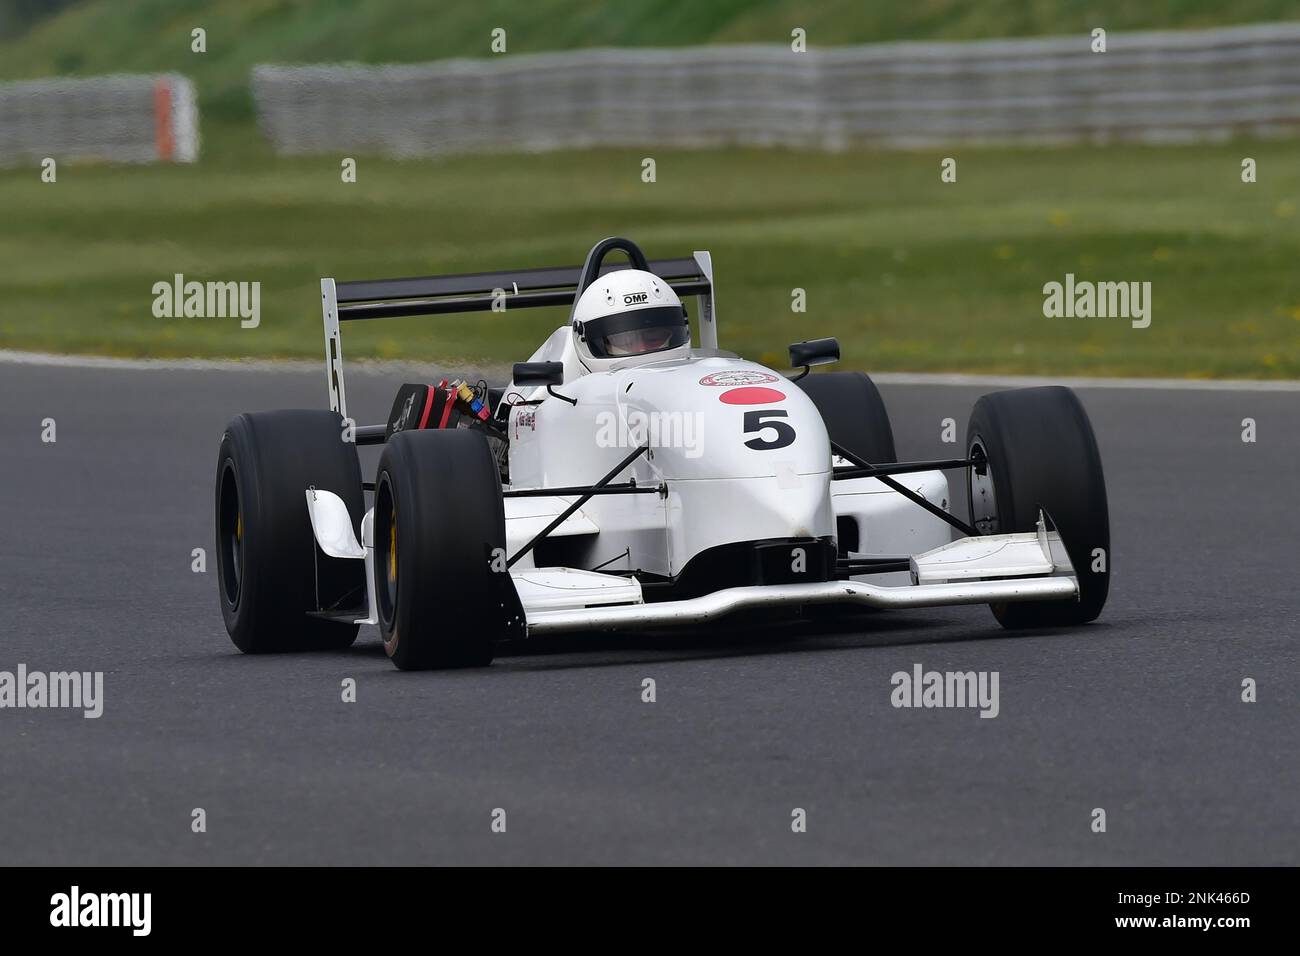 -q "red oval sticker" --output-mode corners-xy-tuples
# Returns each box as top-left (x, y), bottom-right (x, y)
(719, 387), (786, 405)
